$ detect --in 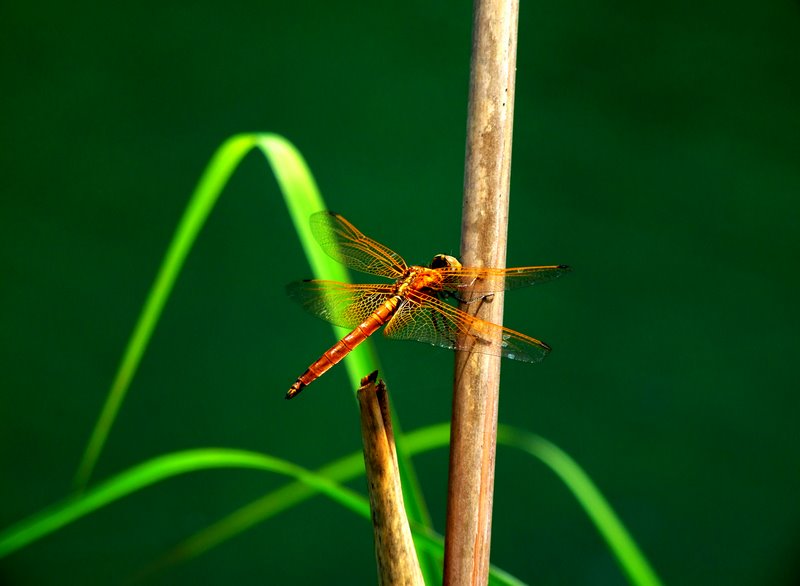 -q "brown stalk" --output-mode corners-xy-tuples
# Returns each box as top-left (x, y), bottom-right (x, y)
(444, 0), (519, 584)
(357, 372), (424, 586)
